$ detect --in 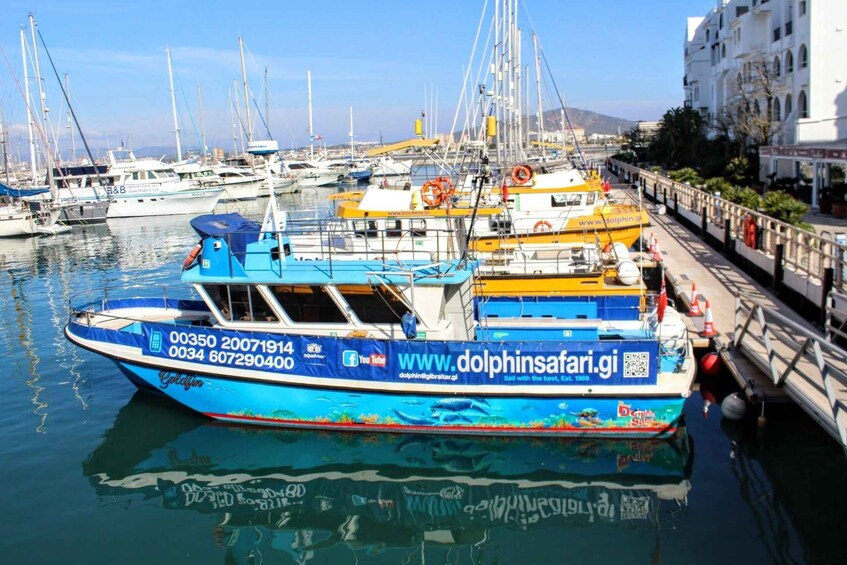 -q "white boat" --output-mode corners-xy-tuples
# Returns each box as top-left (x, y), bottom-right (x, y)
(283, 160), (343, 188)
(370, 155), (412, 178)
(102, 149), (223, 218)
(0, 202), (40, 237)
(210, 164), (262, 201)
